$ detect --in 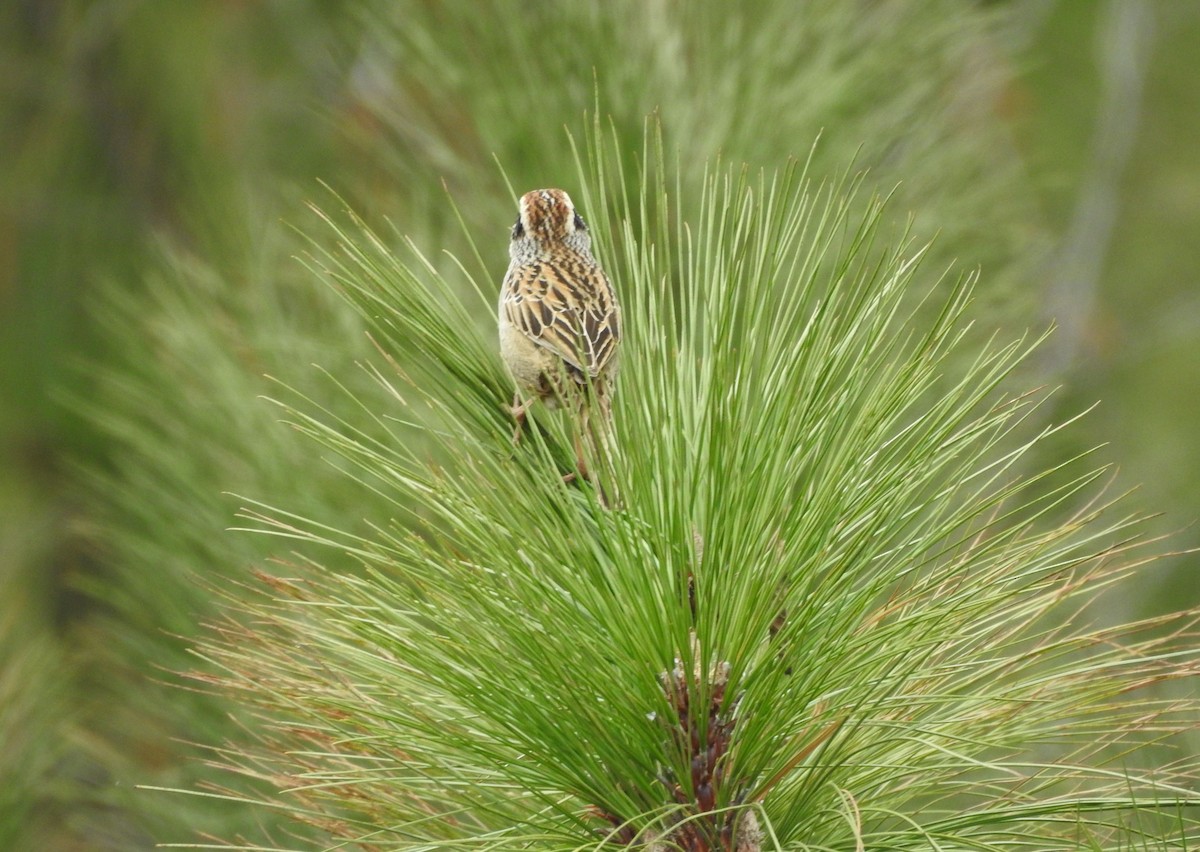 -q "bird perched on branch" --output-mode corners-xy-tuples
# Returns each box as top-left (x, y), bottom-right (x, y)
(498, 188), (621, 486)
